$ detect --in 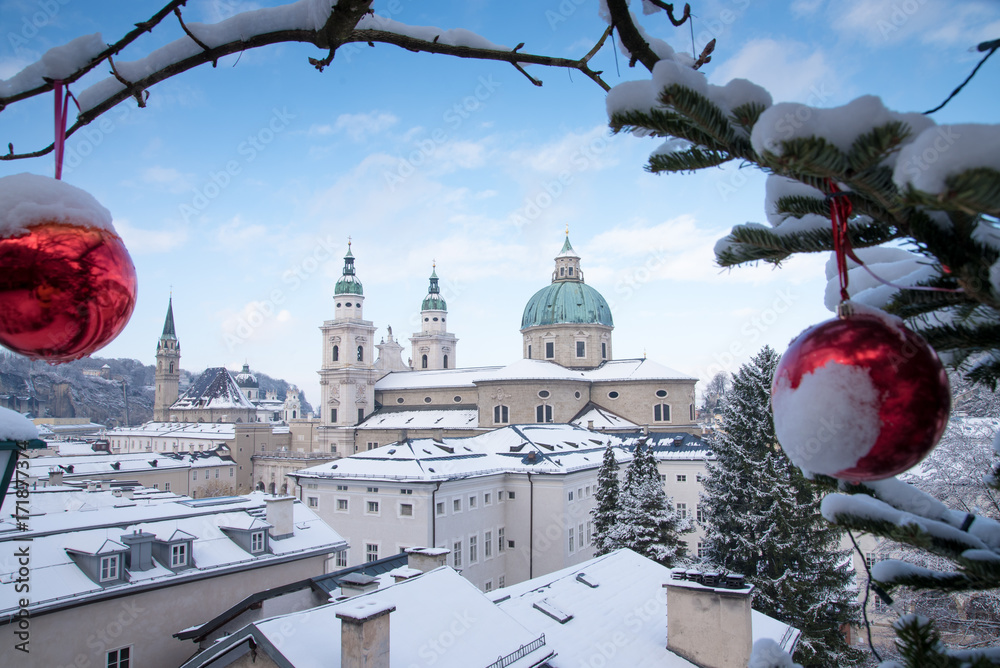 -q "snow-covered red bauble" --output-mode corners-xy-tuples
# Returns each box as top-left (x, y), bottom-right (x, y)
(0, 173), (137, 363)
(771, 303), (950, 482)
